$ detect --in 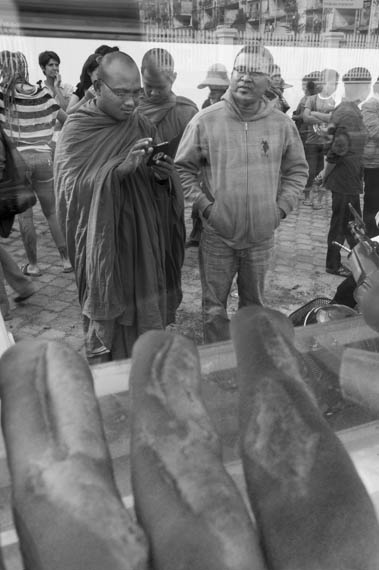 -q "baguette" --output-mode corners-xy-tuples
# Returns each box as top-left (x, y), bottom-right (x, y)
(0, 339), (148, 570)
(130, 330), (267, 570)
(231, 306), (379, 570)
